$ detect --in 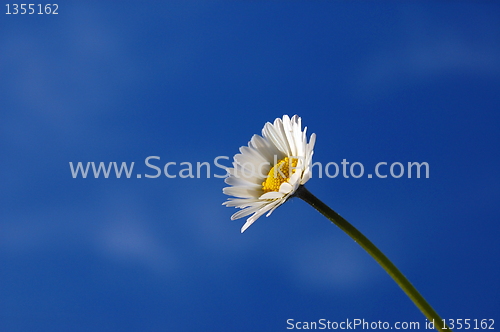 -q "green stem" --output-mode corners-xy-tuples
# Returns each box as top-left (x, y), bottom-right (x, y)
(295, 186), (450, 332)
